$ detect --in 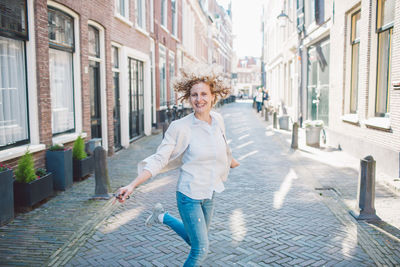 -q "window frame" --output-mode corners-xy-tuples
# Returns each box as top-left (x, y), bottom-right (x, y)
(169, 51), (175, 103)
(161, 0), (167, 28)
(374, 0), (393, 117)
(136, 0), (146, 30)
(48, 7), (76, 136)
(159, 45), (167, 108)
(116, 0), (129, 19)
(47, 1), (83, 144)
(171, 0), (178, 36)
(0, 0), (29, 41)
(0, 36), (30, 150)
(349, 10), (361, 114)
